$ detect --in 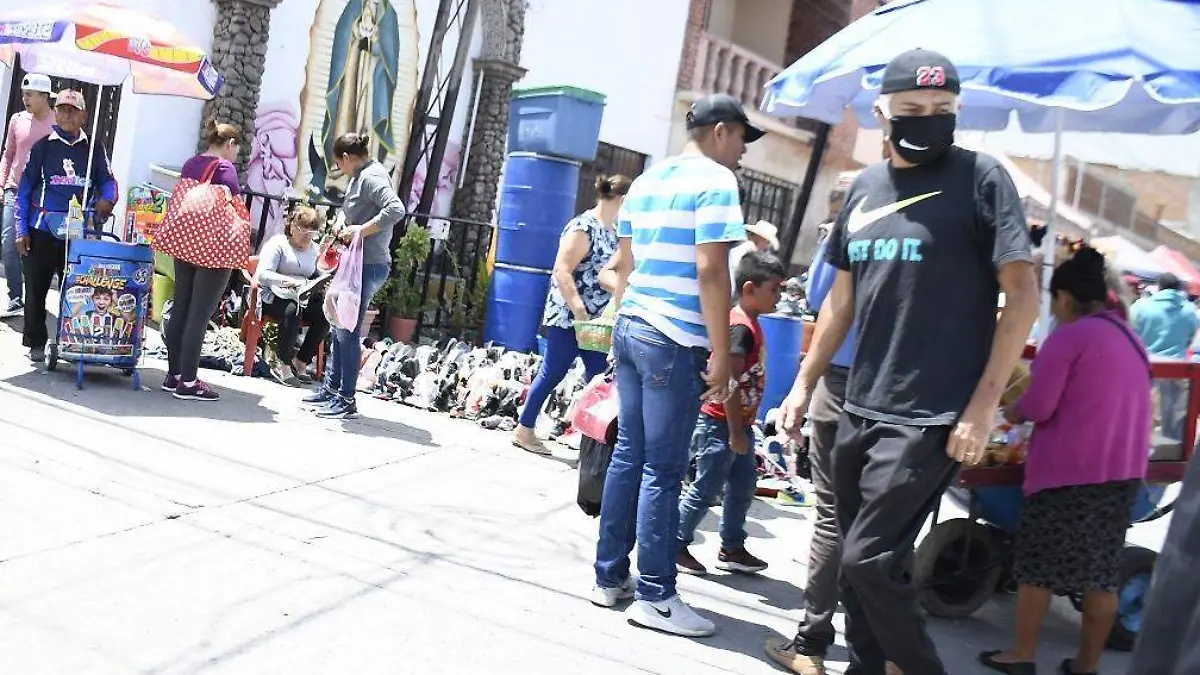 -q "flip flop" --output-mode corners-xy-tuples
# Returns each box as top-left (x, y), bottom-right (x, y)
(512, 438), (552, 456)
(979, 650), (1037, 675)
(1060, 658), (1097, 675)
